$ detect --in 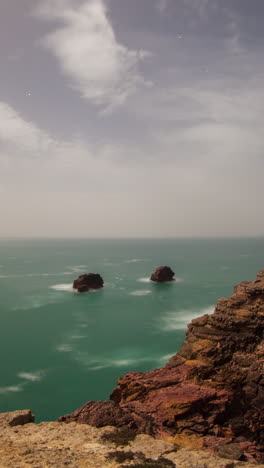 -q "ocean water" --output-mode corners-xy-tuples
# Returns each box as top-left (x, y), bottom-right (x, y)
(0, 237), (263, 422)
